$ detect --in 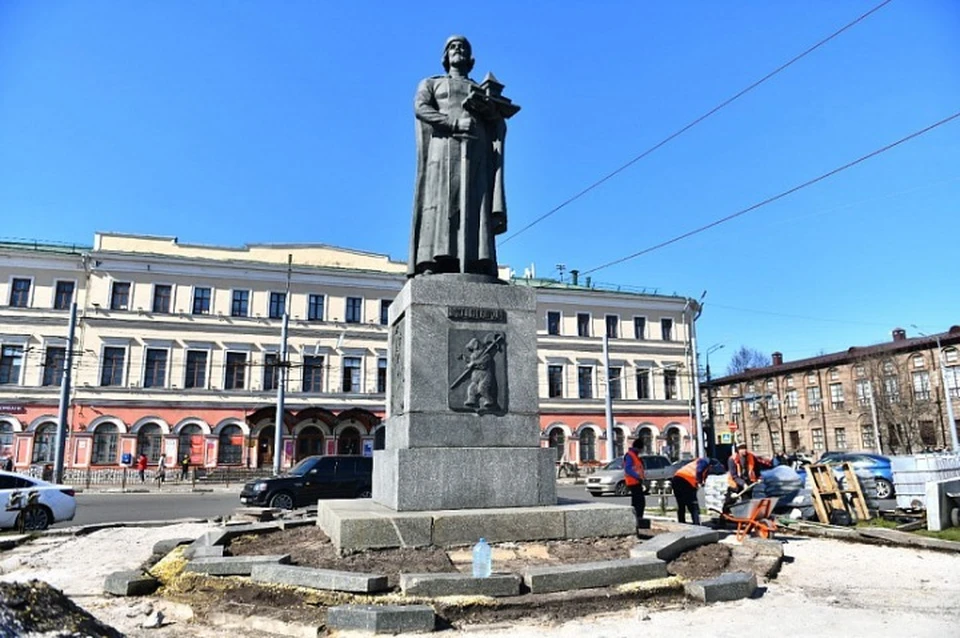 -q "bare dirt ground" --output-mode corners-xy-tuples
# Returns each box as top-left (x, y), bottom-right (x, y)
(2, 523), (960, 637)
